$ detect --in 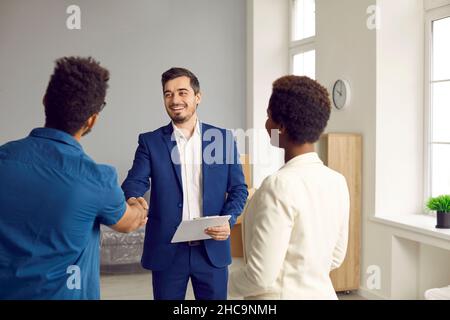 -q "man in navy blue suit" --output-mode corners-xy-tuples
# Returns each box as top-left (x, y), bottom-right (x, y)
(122, 67), (248, 300)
